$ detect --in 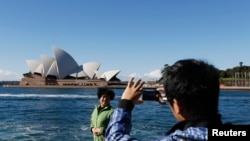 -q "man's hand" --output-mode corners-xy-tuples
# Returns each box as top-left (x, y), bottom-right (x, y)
(121, 77), (144, 104)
